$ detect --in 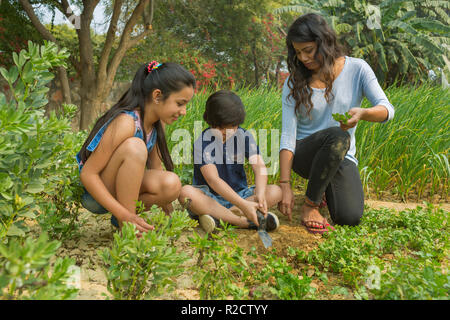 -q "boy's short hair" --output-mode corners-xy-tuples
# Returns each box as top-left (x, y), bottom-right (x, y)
(203, 90), (246, 128)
